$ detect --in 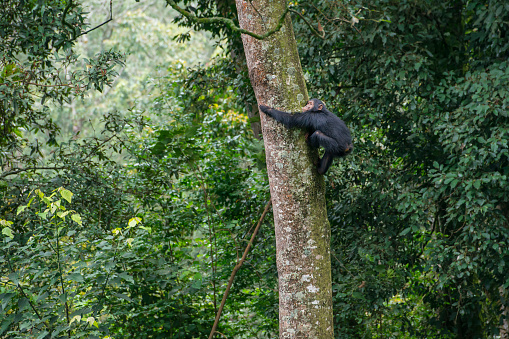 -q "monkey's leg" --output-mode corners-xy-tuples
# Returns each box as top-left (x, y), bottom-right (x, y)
(317, 152), (334, 175)
(308, 131), (339, 151)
